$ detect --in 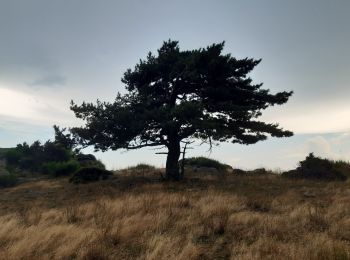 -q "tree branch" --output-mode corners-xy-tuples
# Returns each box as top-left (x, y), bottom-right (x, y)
(125, 142), (164, 150)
